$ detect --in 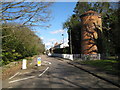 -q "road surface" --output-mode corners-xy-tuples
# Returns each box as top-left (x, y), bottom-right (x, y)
(2, 55), (119, 89)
